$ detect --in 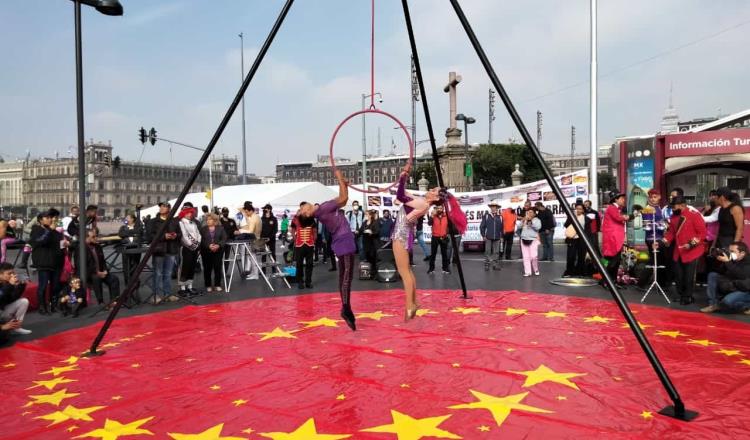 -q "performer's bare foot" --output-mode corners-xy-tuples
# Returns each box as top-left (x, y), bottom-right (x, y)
(404, 305), (419, 322)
